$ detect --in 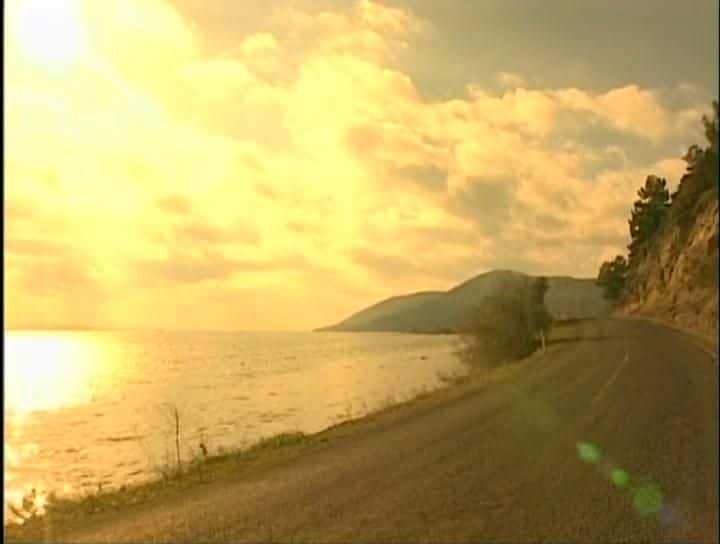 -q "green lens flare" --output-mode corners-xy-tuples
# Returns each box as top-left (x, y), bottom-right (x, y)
(633, 483), (664, 517)
(576, 441), (601, 464)
(611, 469), (629, 487)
